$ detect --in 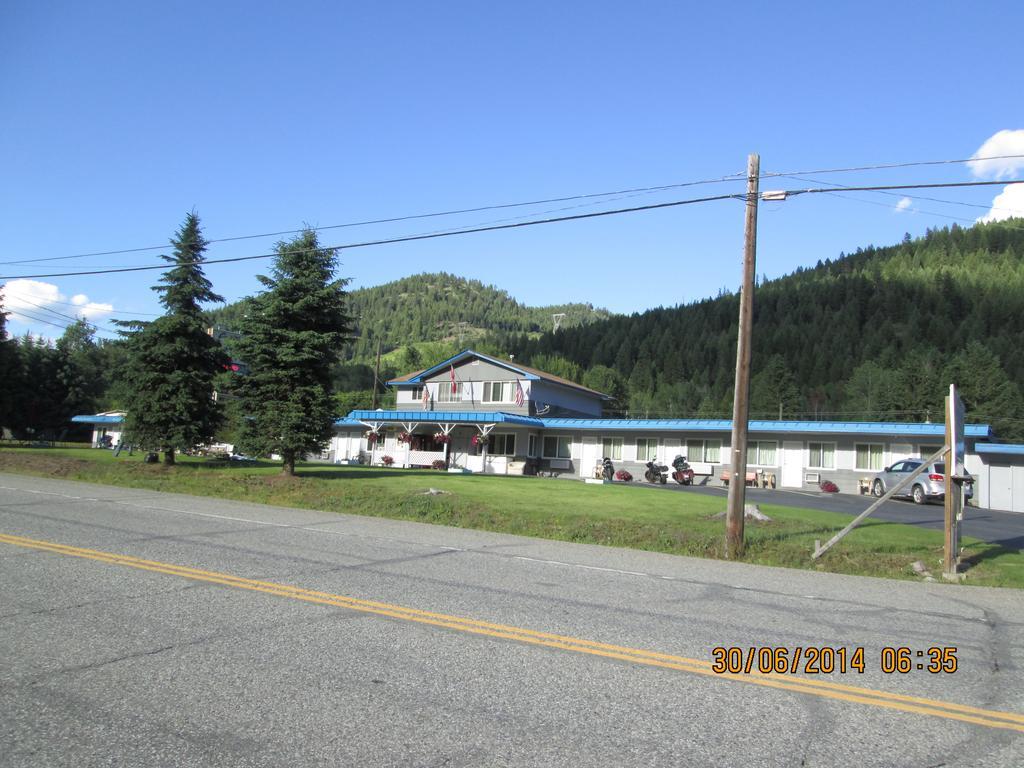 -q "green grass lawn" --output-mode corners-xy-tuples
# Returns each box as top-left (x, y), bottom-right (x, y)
(1, 445), (1021, 588)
